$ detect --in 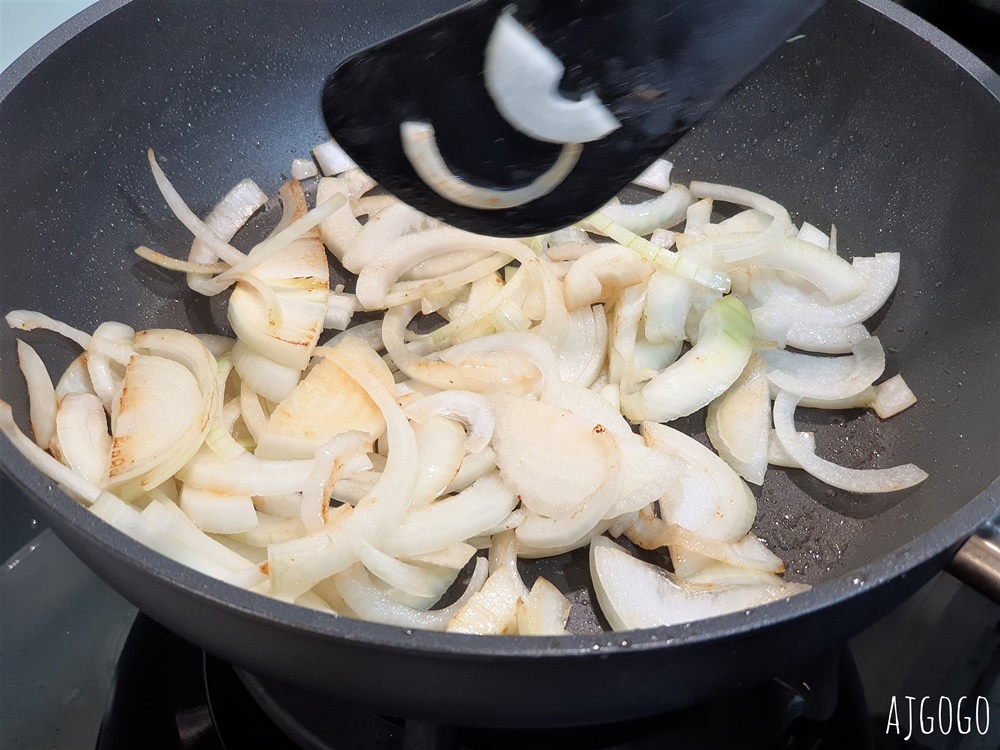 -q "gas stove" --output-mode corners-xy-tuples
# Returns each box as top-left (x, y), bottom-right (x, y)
(1, 2), (999, 749)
